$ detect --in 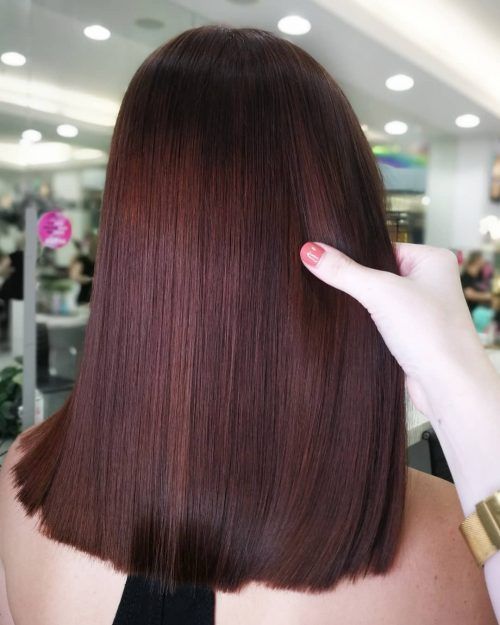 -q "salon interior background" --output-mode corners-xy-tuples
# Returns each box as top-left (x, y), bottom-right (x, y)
(1, 0), (499, 252)
(0, 0), (499, 428)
